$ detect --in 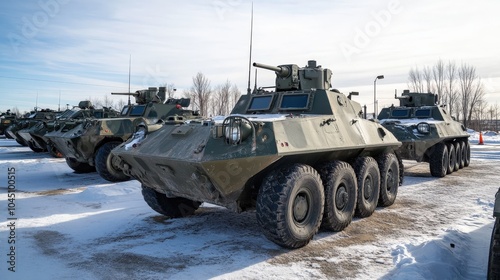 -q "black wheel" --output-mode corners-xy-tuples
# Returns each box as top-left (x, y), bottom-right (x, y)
(28, 141), (46, 153)
(377, 153), (400, 207)
(353, 157), (380, 218)
(141, 185), (201, 218)
(458, 141), (465, 169)
(453, 142), (461, 171)
(65, 157), (95, 173)
(446, 143), (456, 174)
(429, 143), (448, 177)
(489, 217), (500, 279)
(463, 140), (471, 167)
(318, 161), (357, 231)
(95, 141), (130, 182)
(256, 164), (324, 249)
